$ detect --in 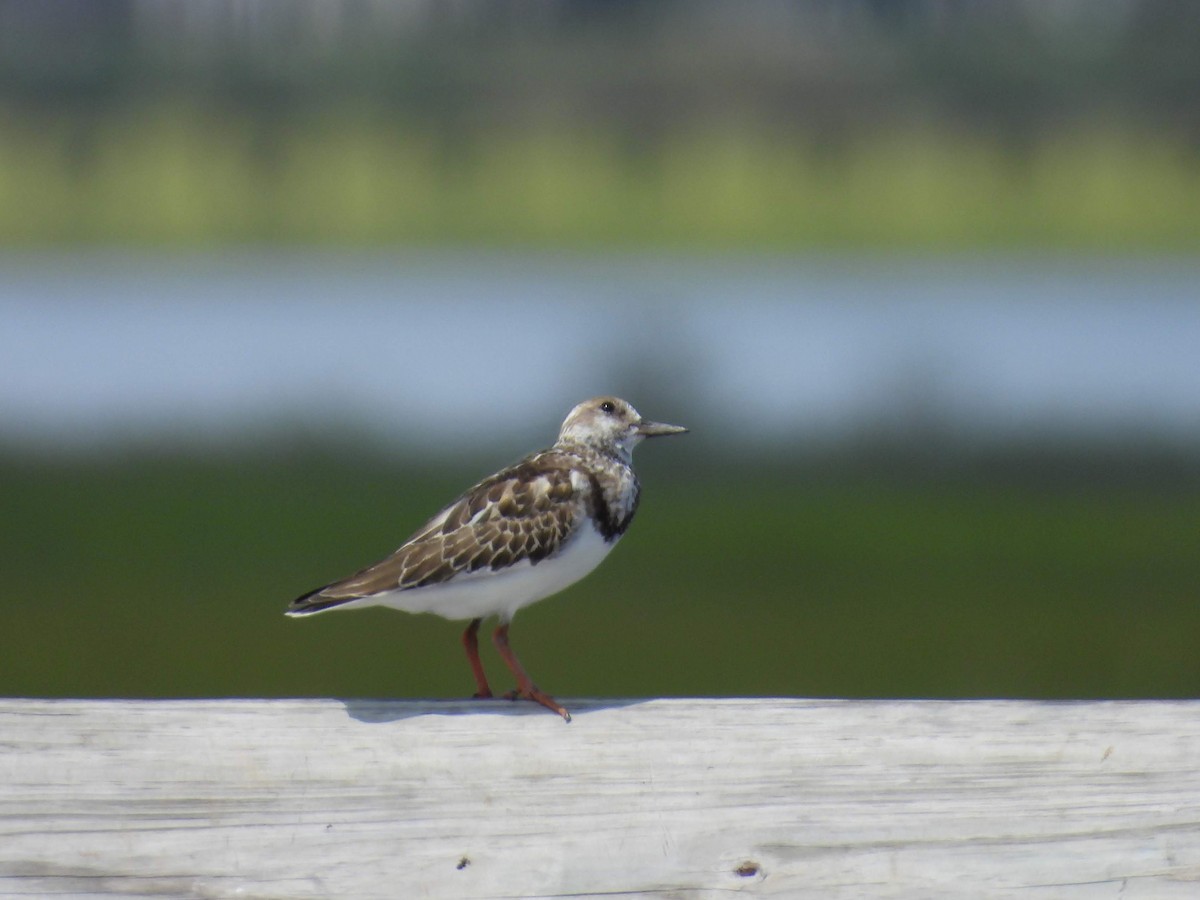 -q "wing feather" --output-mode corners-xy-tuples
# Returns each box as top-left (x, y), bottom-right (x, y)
(288, 453), (584, 612)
